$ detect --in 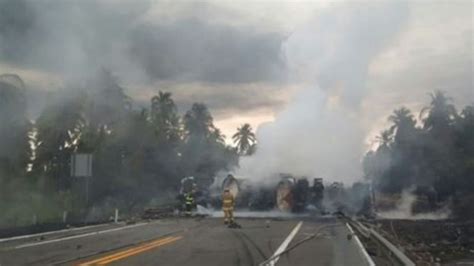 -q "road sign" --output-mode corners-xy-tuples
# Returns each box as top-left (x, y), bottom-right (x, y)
(71, 153), (92, 177)
(71, 153), (93, 205)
